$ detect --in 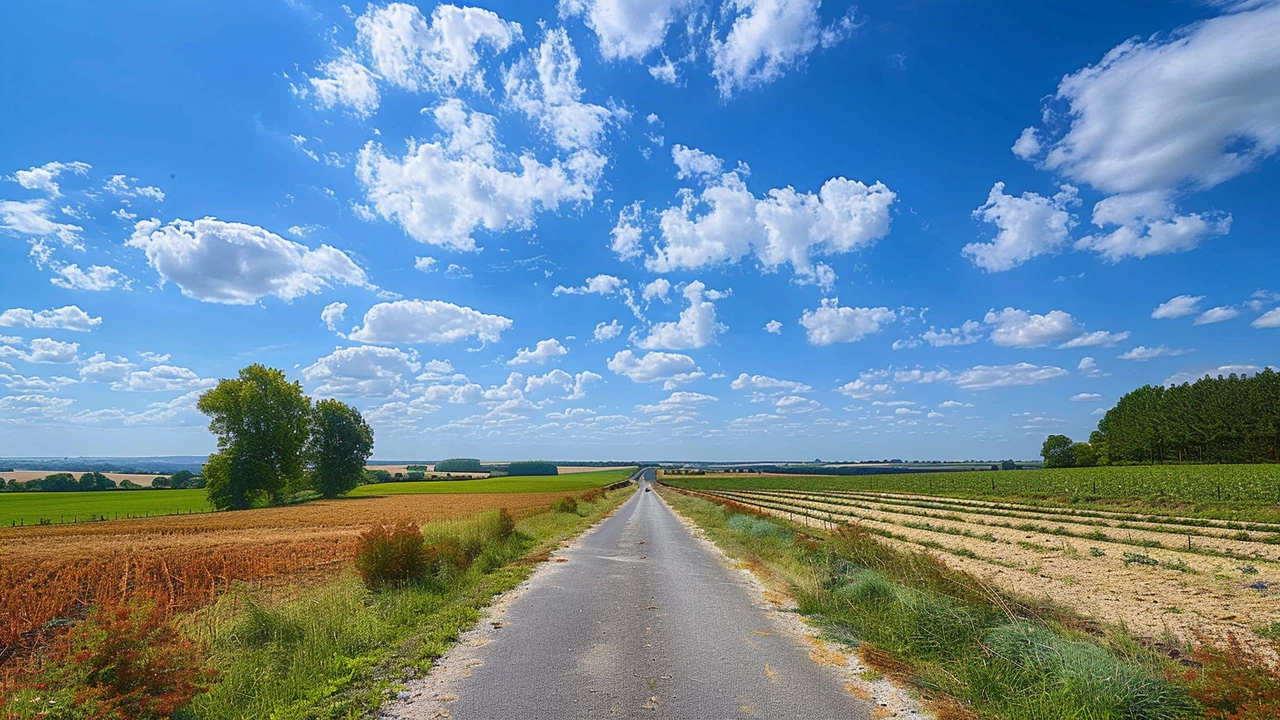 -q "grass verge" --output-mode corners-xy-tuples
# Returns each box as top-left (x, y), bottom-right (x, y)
(660, 487), (1200, 720)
